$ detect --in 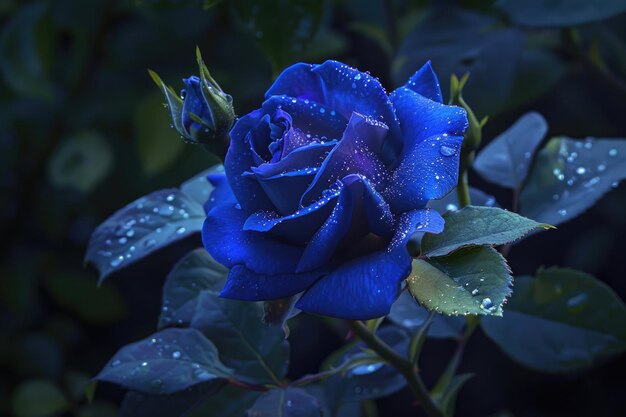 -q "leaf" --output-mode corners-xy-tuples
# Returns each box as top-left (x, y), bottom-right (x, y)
(187, 386), (260, 417)
(135, 92), (185, 176)
(0, 2), (54, 100)
(12, 380), (69, 417)
(97, 328), (232, 395)
(519, 136), (626, 226)
(159, 250), (289, 385)
(388, 291), (465, 339)
(44, 271), (127, 324)
(407, 246), (512, 316)
(481, 268), (626, 373)
(393, 7), (524, 117)
(47, 131), (113, 194)
(246, 387), (322, 417)
(421, 206), (553, 258)
(497, 0), (626, 27)
(231, 0), (325, 71)
(158, 249), (227, 328)
(435, 373), (474, 417)
(474, 112), (548, 189)
(148, 69), (185, 137)
(319, 326), (409, 411)
(85, 169), (217, 282)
